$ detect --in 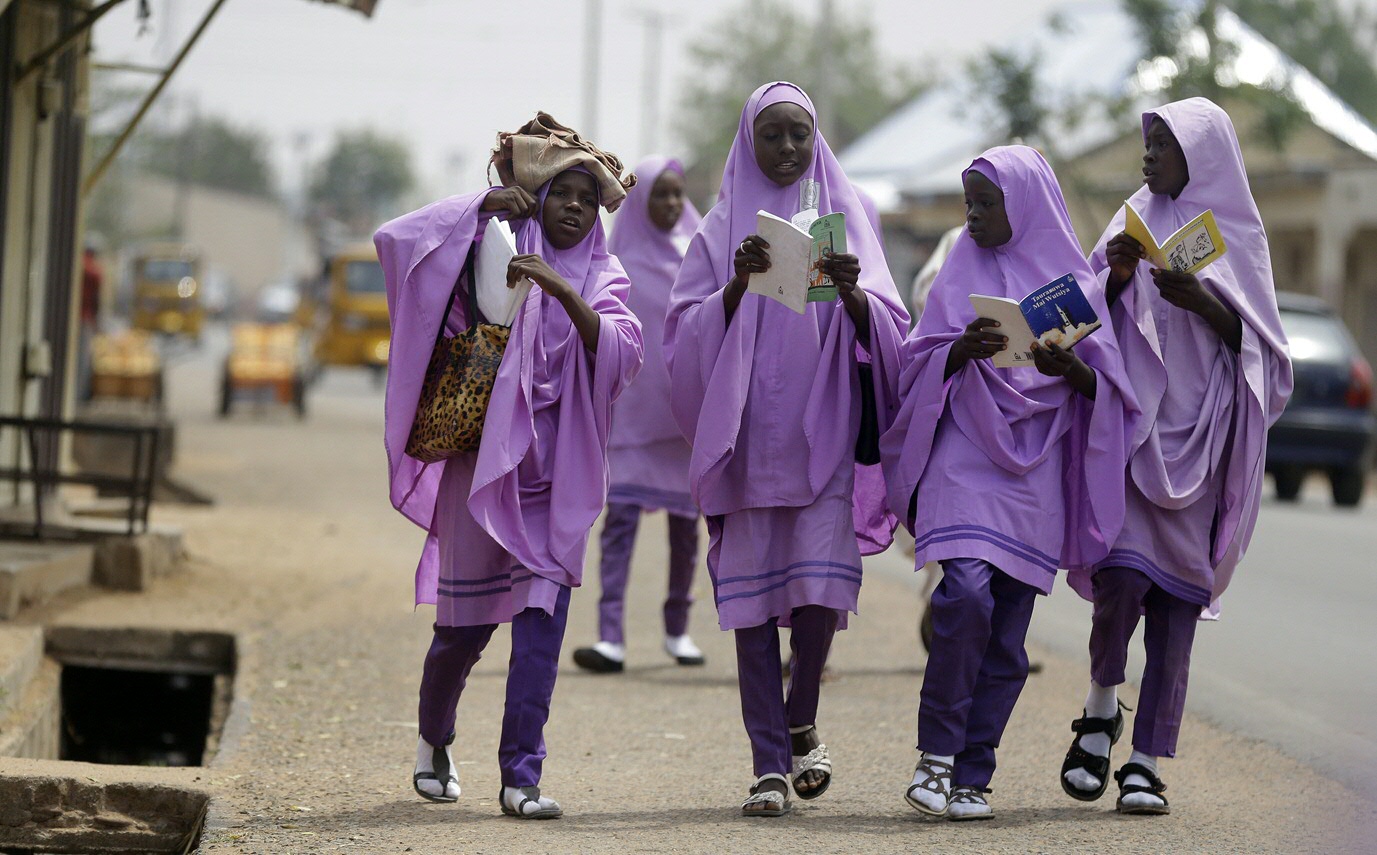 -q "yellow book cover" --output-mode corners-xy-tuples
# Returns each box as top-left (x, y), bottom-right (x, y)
(1122, 202), (1227, 275)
